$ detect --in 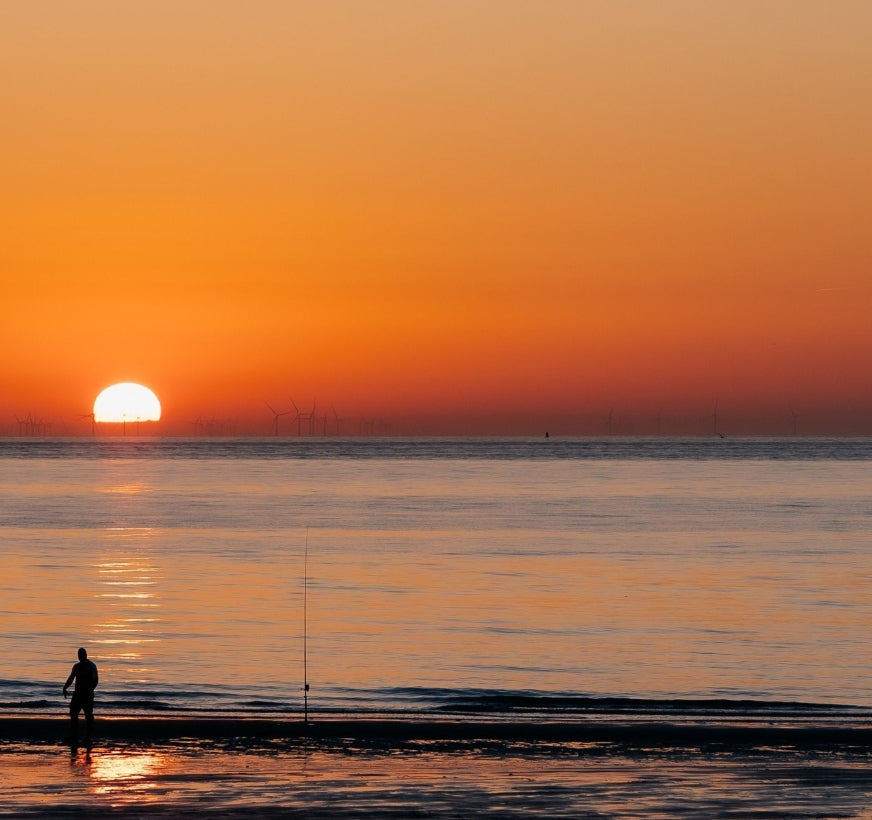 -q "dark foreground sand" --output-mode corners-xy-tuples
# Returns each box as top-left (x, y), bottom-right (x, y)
(3, 718), (872, 818)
